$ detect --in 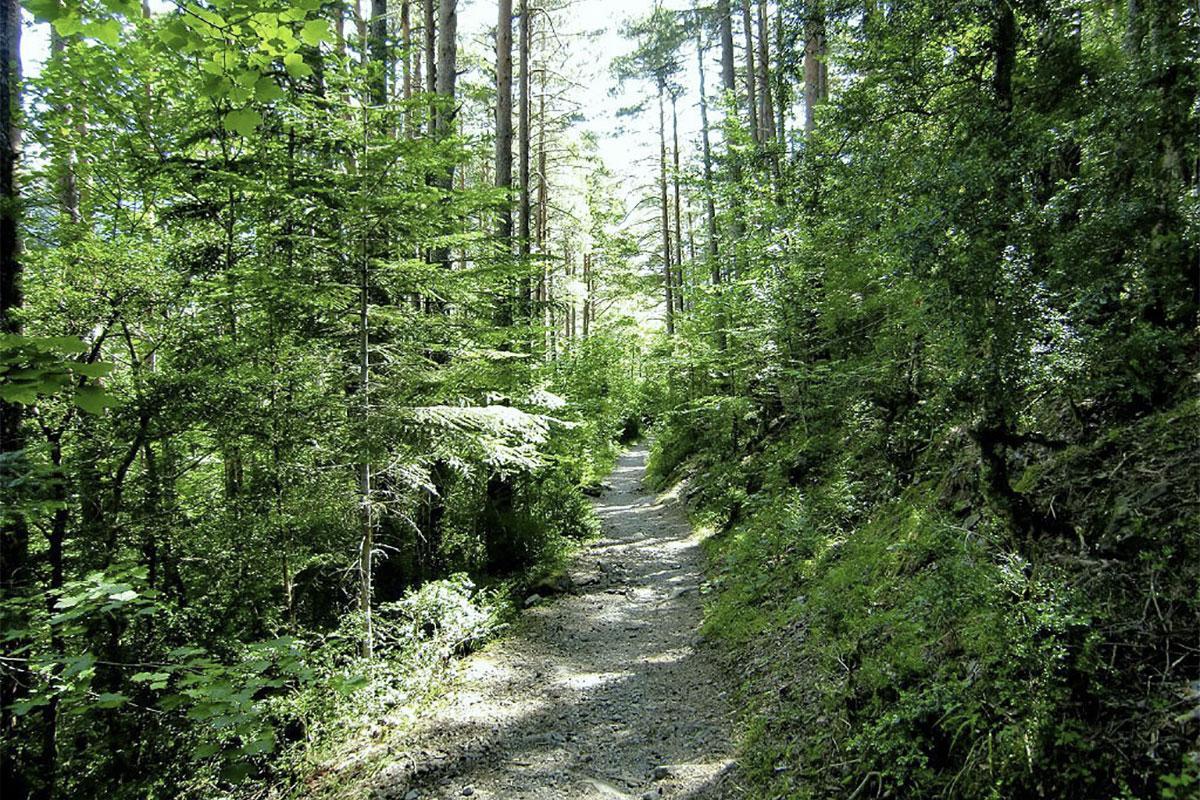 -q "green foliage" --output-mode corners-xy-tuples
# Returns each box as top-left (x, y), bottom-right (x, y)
(3, 2), (648, 797)
(645, 0), (1198, 797)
